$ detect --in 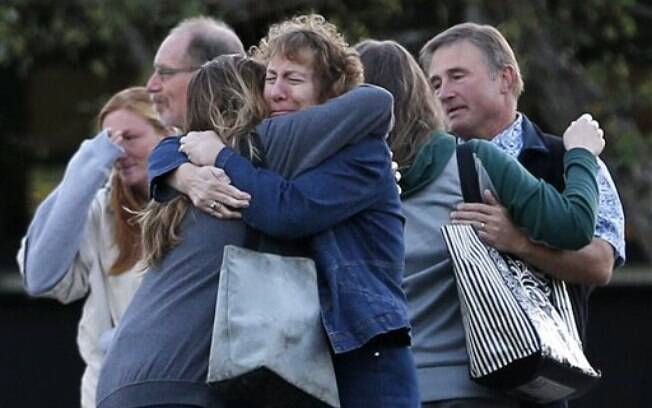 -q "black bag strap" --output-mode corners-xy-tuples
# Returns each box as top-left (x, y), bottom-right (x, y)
(456, 140), (482, 203)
